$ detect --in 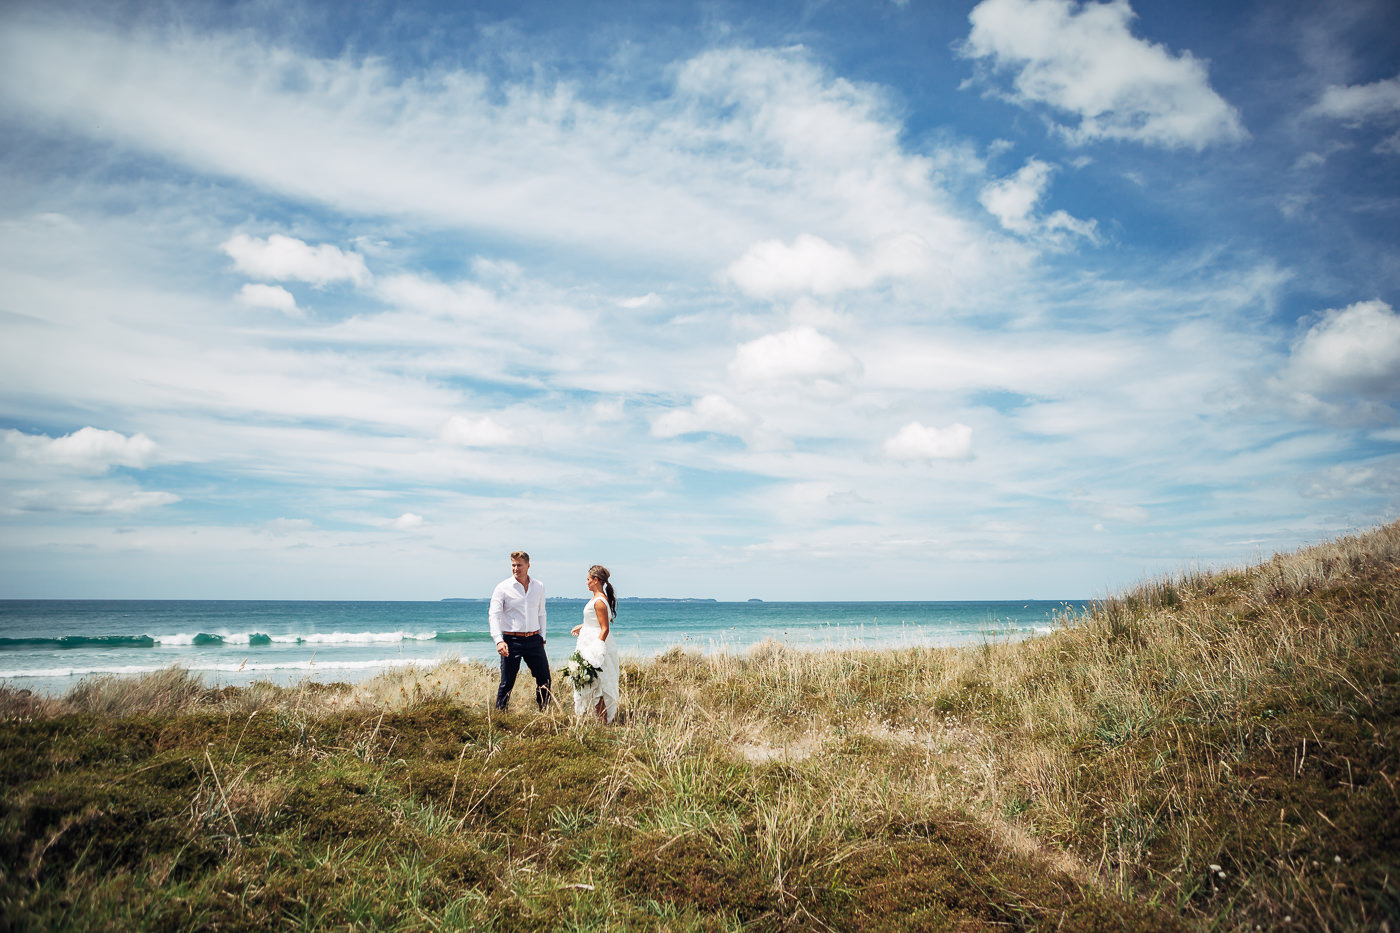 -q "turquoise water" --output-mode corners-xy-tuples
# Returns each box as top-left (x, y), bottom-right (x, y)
(0, 598), (1090, 695)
